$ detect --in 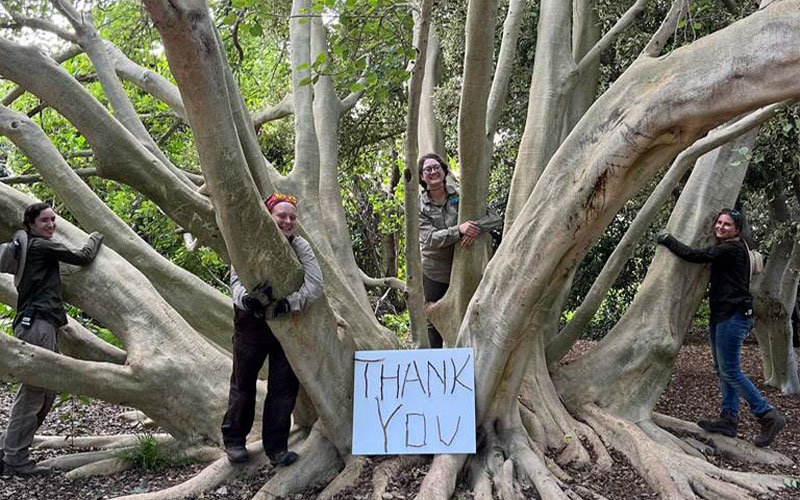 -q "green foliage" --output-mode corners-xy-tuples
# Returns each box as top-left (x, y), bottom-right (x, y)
(117, 433), (179, 471)
(381, 309), (409, 342)
(53, 392), (92, 444)
(0, 303), (14, 335)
